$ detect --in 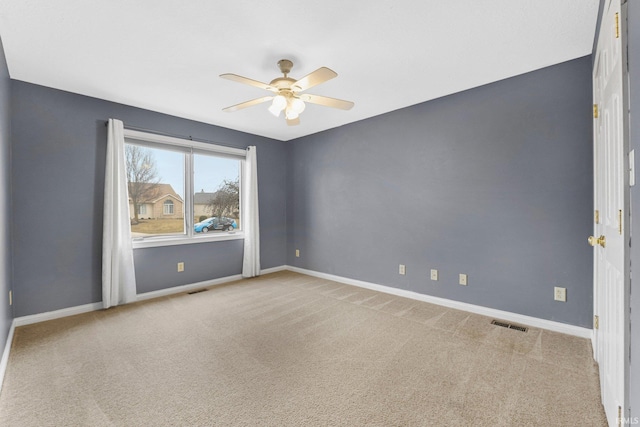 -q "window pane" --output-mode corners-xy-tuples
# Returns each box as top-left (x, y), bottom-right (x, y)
(126, 144), (185, 237)
(193, 153), (240, 234)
